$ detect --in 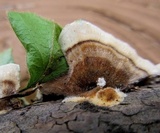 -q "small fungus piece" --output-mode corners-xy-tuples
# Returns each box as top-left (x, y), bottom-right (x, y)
(89, 87), (127, 107)
(62, 96), (86, 103)
(0, 63), (20, 98)
(19, 88), (43, 106)
(97, 77), (106, 88)
(63, 87), (127, 107)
